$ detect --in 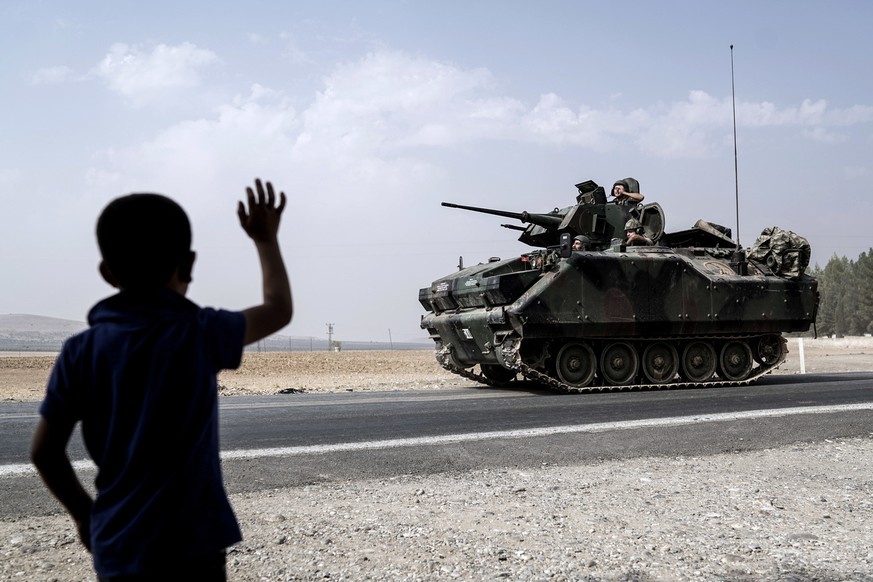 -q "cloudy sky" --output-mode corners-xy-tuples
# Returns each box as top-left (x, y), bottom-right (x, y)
(2, 1), (871, 342)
